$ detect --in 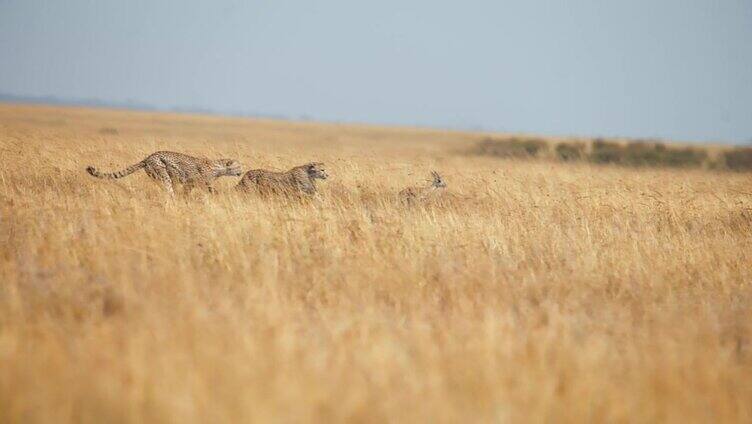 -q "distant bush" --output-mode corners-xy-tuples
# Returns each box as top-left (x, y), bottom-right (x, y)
(724, 148), (752, 171)
(659, 146), (707, 168)
(623, 142), (664, 167)
(589, 139), (625, 164)
(473, 136), (711, 169)
(623, 141), (707, 168)
(99, 127), (119, 135)
(473, 137), (548, 158)
(555, 142), (586, 161)
(588, 139), (707, 168)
